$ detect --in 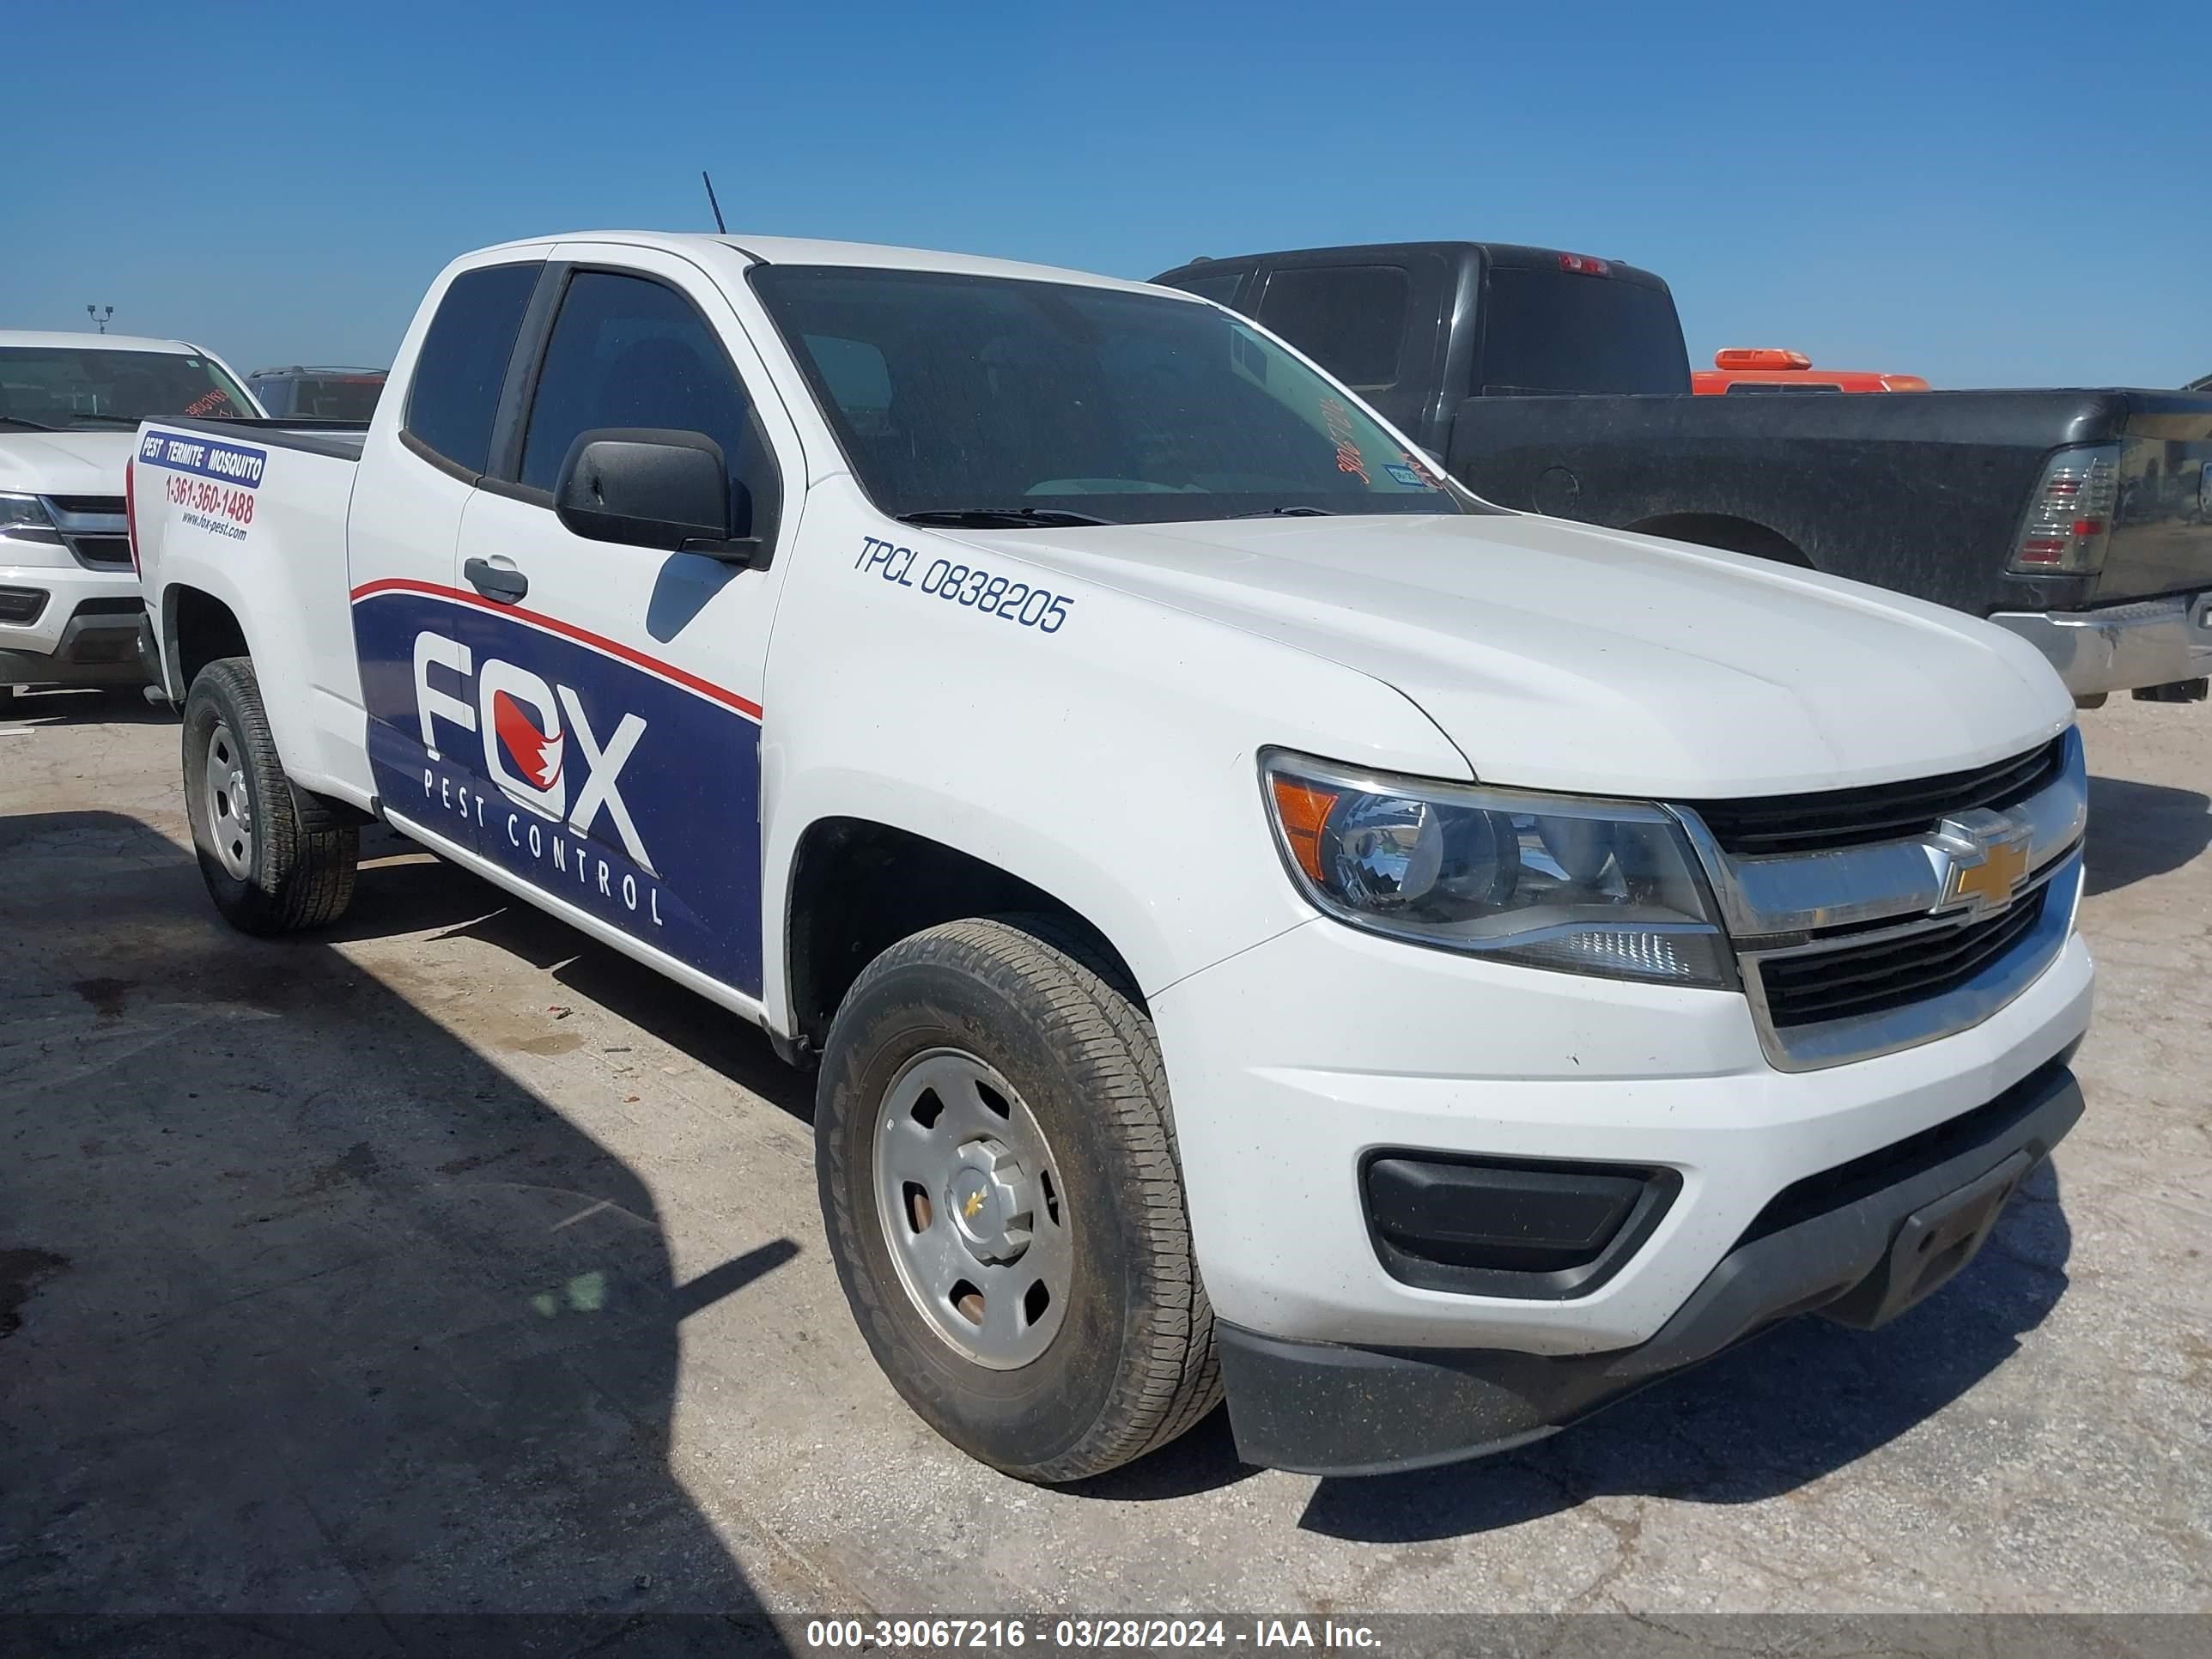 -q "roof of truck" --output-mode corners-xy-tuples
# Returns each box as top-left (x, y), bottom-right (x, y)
(471, 230), (1186, 297)
(0, 329), (207, 353)
(1152, 240), (1674, 291)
